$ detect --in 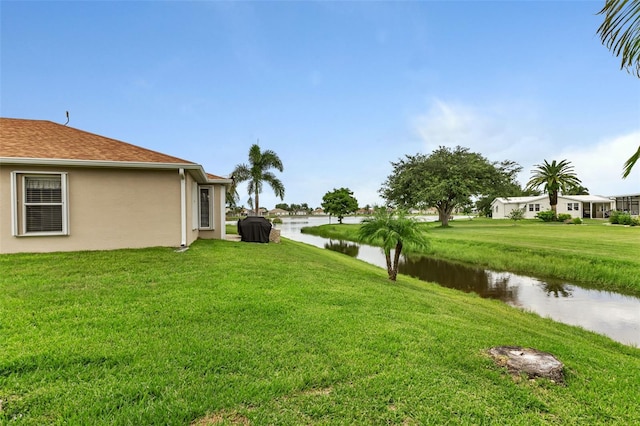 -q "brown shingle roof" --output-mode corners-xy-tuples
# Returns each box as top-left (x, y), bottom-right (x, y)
(206, 172), (227, 180)
(0, 118), (194, 164)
